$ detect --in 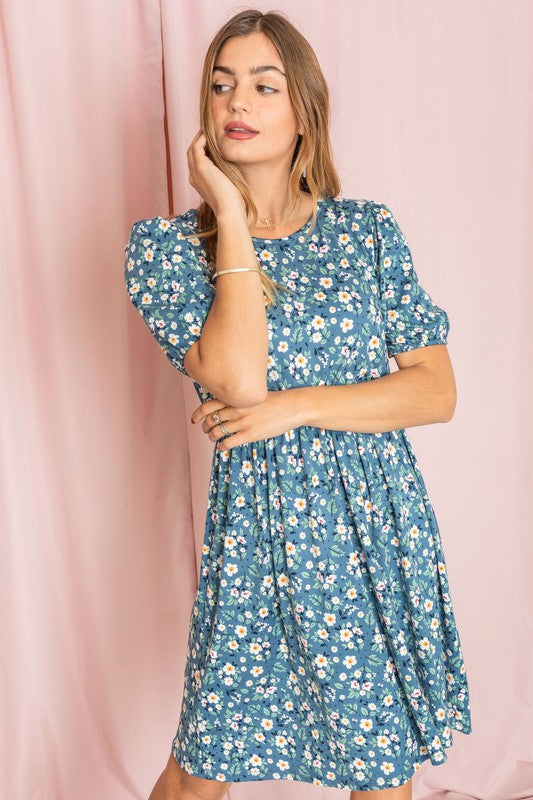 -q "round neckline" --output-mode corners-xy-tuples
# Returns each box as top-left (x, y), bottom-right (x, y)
(251, 196), (324, 242)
